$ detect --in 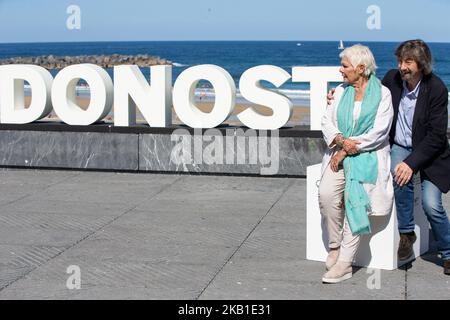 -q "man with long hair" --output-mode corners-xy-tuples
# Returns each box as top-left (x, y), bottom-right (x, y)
(382, 40), (450, 275)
